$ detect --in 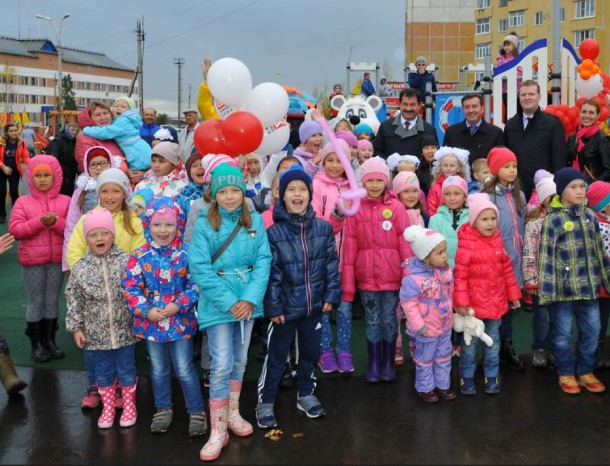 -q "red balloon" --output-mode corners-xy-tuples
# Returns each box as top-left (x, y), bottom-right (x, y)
(562, 116), (571, 129)
(599, 107), (609, 123)
(558, 104), (570, 115)
(580, 39), (600, 60)
(576, 97), (587, 108)
(221, 111), (264, 157)
(567, 107), (579, 122)
(545, 105), (556, 114)
(193, 119), (234, 156)
(554, 110), (565, 122)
